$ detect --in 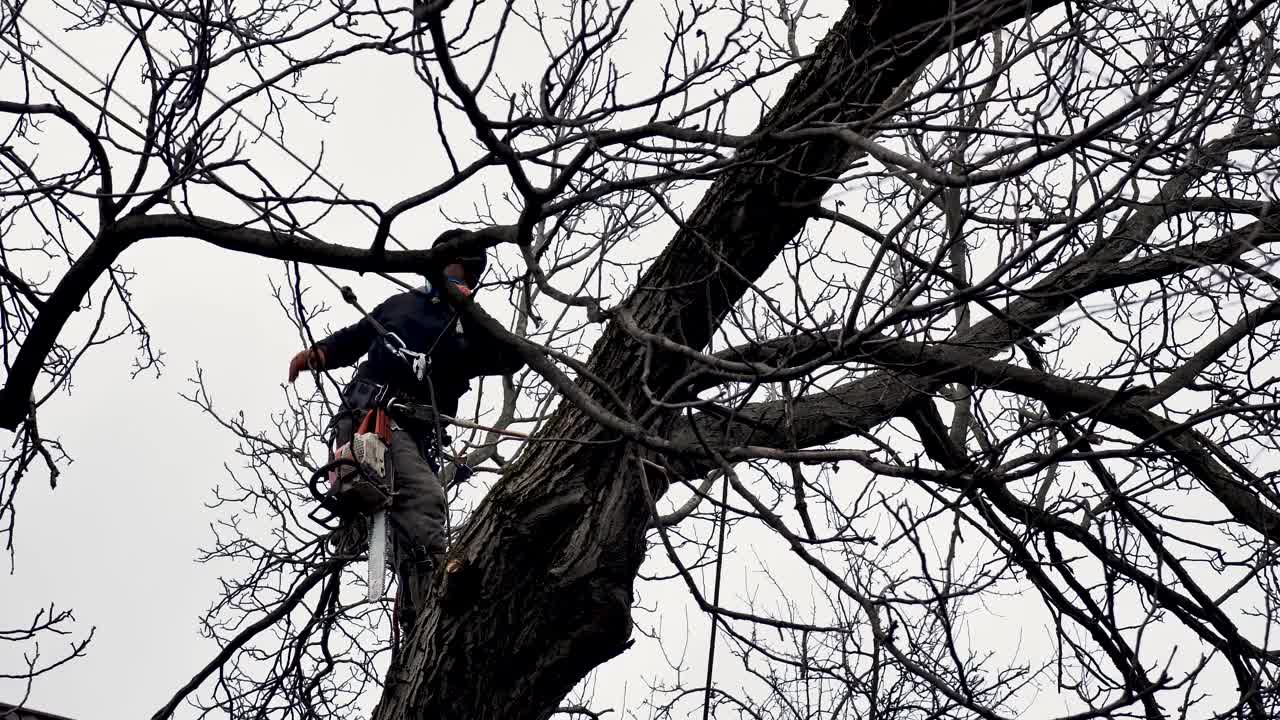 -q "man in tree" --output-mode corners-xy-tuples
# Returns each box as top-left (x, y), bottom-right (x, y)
(286, 230), (525, 635)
